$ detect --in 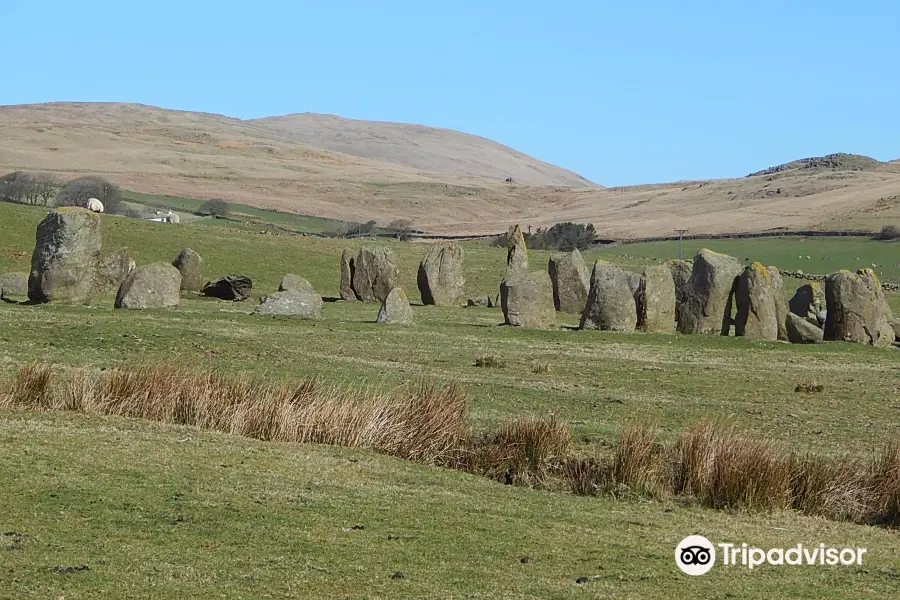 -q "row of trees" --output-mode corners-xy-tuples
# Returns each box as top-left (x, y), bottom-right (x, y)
(492, 222), (598, 251)
(0, 171), (127, 215)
